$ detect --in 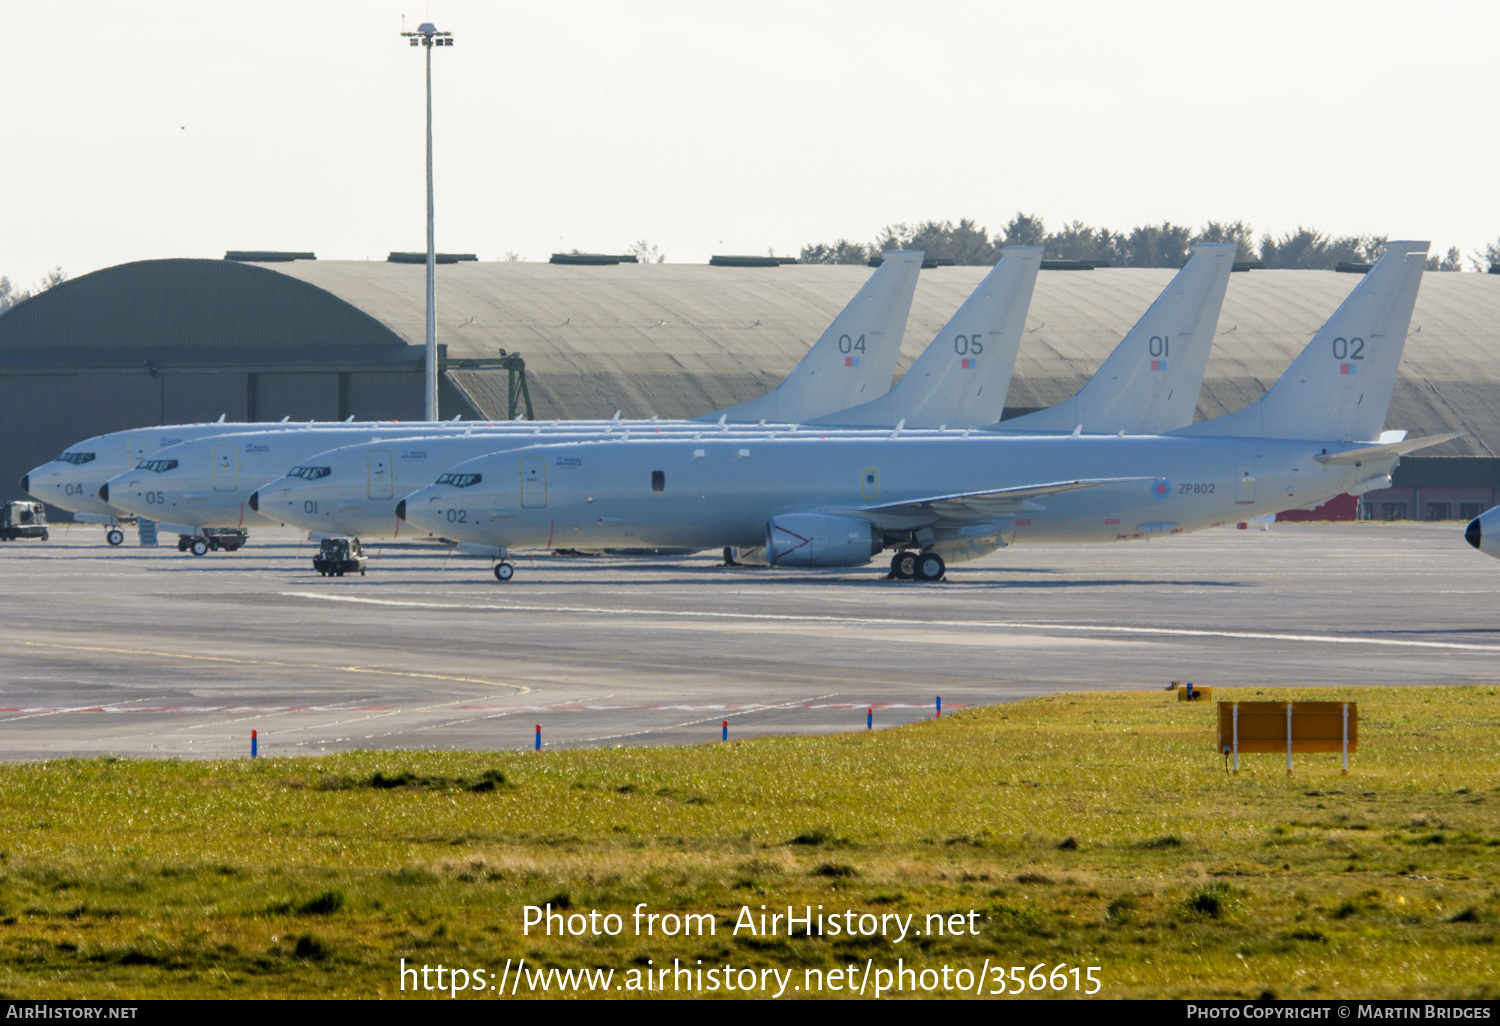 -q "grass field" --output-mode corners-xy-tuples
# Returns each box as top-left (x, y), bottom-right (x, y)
(0, 686), (1496, 1000)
